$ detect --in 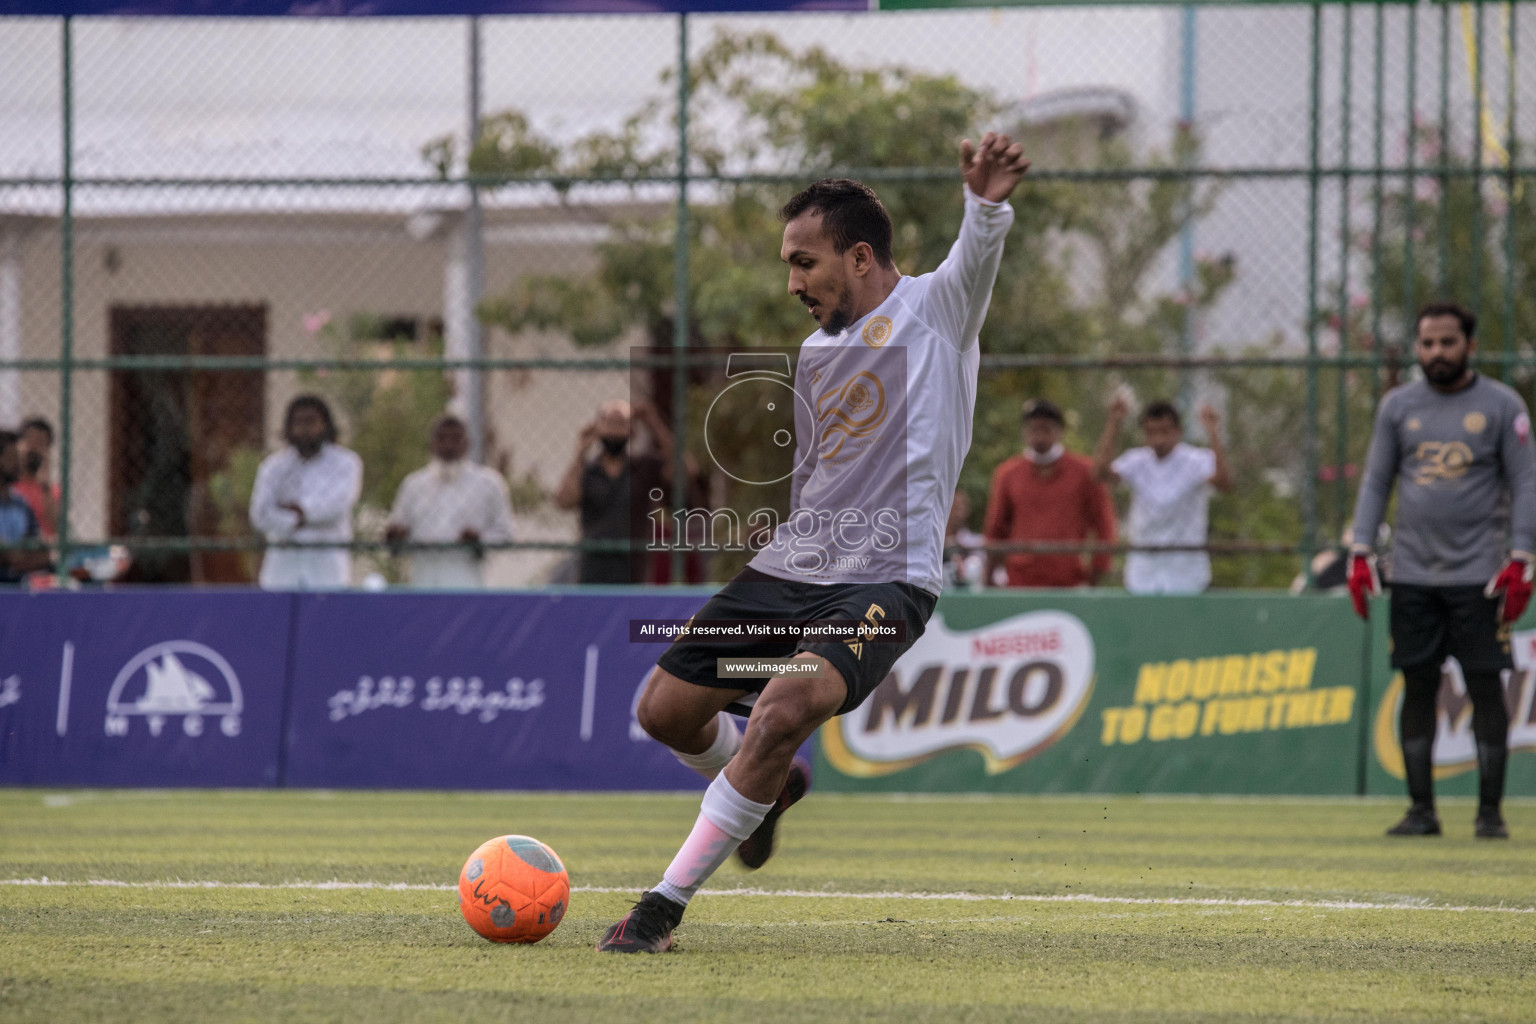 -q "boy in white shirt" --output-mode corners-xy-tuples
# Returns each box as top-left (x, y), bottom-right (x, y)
(1094, 395), (1233, 594)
